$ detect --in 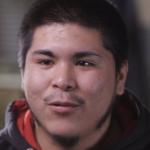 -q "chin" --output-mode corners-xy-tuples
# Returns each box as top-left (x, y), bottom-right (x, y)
(47, 122), (80, 136)
(51, 127), (78, 136)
